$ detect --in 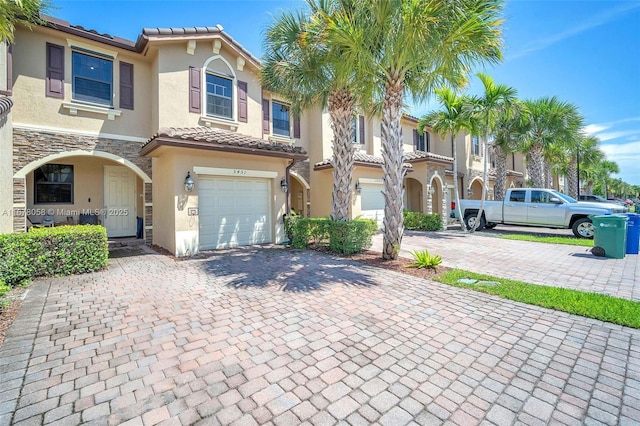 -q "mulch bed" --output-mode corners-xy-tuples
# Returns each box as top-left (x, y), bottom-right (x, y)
(0, 286), (28, 348)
